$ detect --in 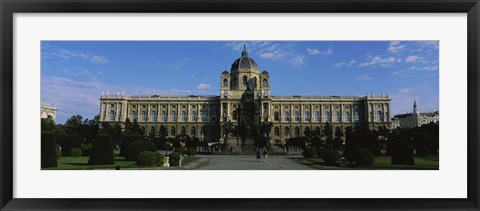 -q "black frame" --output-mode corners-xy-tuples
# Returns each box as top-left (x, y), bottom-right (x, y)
(1, 0), (479, 210)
